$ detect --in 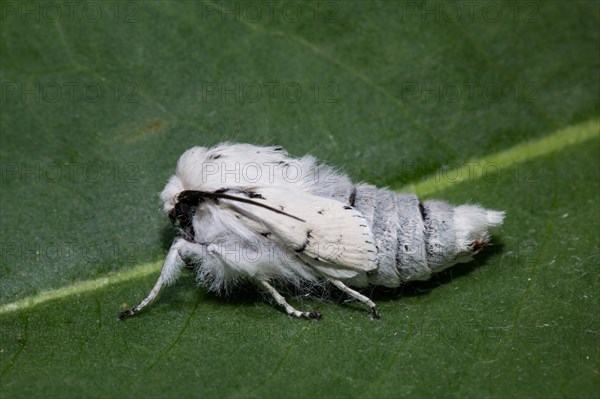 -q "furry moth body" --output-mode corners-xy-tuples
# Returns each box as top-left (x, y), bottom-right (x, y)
(119, 143), (504, 320)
